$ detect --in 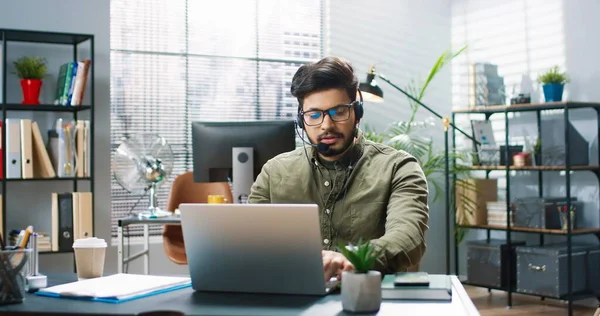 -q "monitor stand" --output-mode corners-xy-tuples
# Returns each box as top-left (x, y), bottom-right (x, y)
(232, 147), (254, 204)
